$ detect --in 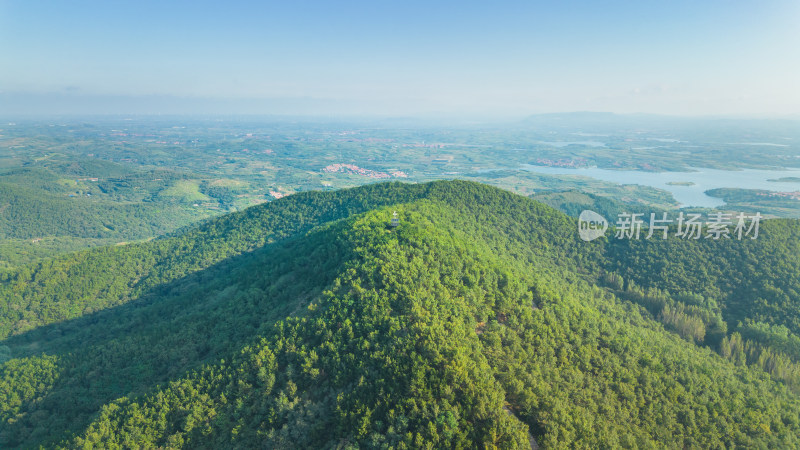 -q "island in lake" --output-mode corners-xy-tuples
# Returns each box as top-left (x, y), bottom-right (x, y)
(768, 177), (800, 183)
(666, 181), (695, 186)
